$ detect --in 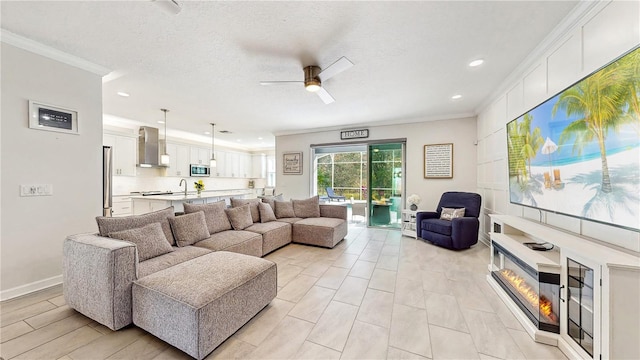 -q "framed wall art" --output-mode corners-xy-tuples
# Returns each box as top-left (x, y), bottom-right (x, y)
(28, 100), (78, 135)
(424, 143), (453, 179)
(283, 151), (303, 175)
